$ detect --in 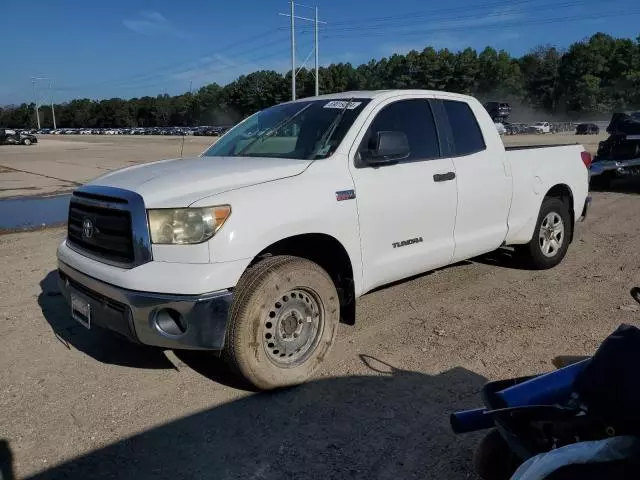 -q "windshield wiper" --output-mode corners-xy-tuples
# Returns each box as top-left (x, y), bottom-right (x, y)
(236, 103), (312, 156)
(308, 98), (353, 159)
